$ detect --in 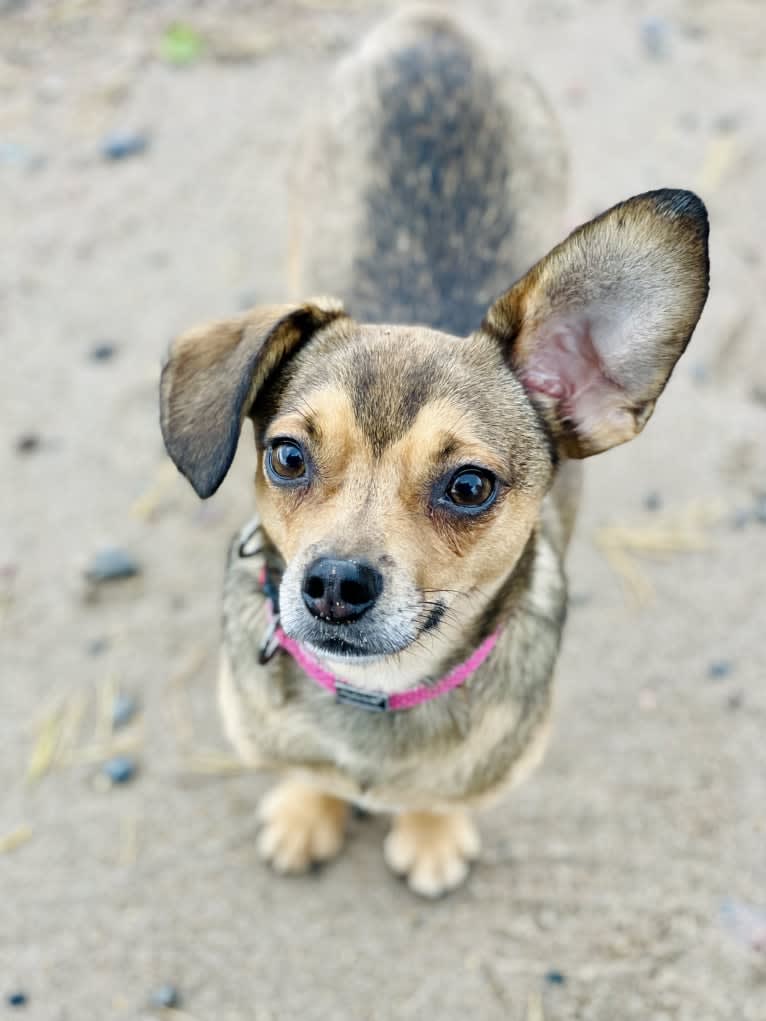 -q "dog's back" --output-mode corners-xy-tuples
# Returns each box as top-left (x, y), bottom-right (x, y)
(289, 10), (567, 334)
